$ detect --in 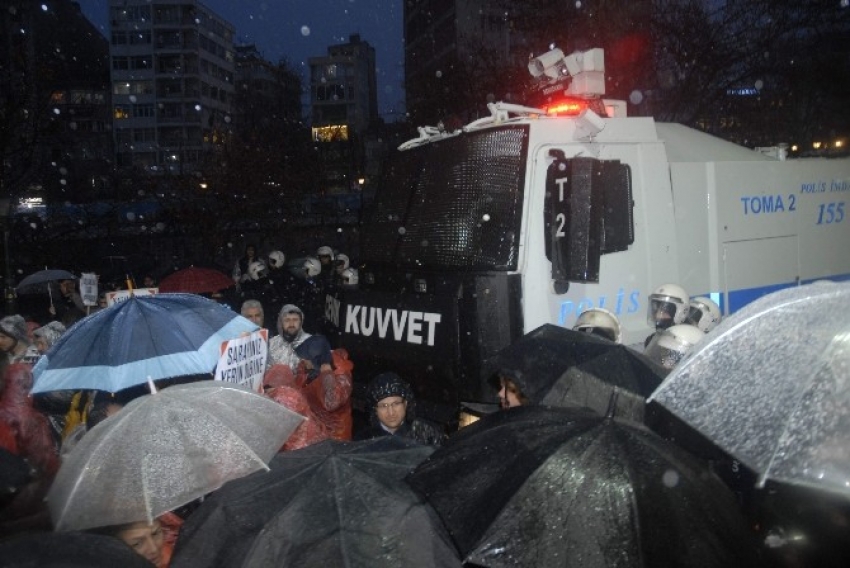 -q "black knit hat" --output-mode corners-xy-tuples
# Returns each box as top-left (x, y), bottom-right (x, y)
(367, 372), (414, 407)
